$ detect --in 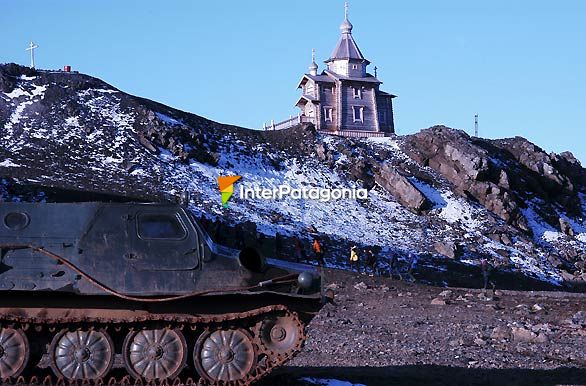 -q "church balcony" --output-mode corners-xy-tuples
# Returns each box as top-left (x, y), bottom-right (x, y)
(262, 114), (315, 131)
